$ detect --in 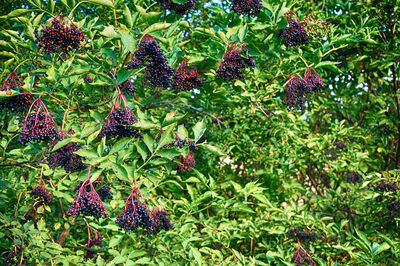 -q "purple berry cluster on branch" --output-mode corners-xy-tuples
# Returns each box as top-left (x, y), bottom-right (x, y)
(67, 172), (108, 219)
(157, 0), (196, 14)
(376, 180), (399, 192)
(173, 58), (202, 91)
(278, 12), (310, 48)
(347, 172), (362, 183)
(177, 150), (196, 172)
(283, 67), (324, 110)
(18, 97), (60, 144)
(291, 243), (316, 266)
(85, 226), (103, 259)
(231, 0), (262, 16)
(31, 177), (53, 206)
(48, 135), (87, 173)
(34, 15), (86, 54)
(106, 71), (136, 96)
(116, 187), (173, 235)
(217, 41), (255, 81)
(75, 176), (113, 201)
(100, 93), (141, 140)
(126, 34), (174, 89)
(0, 71), (32, 113)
